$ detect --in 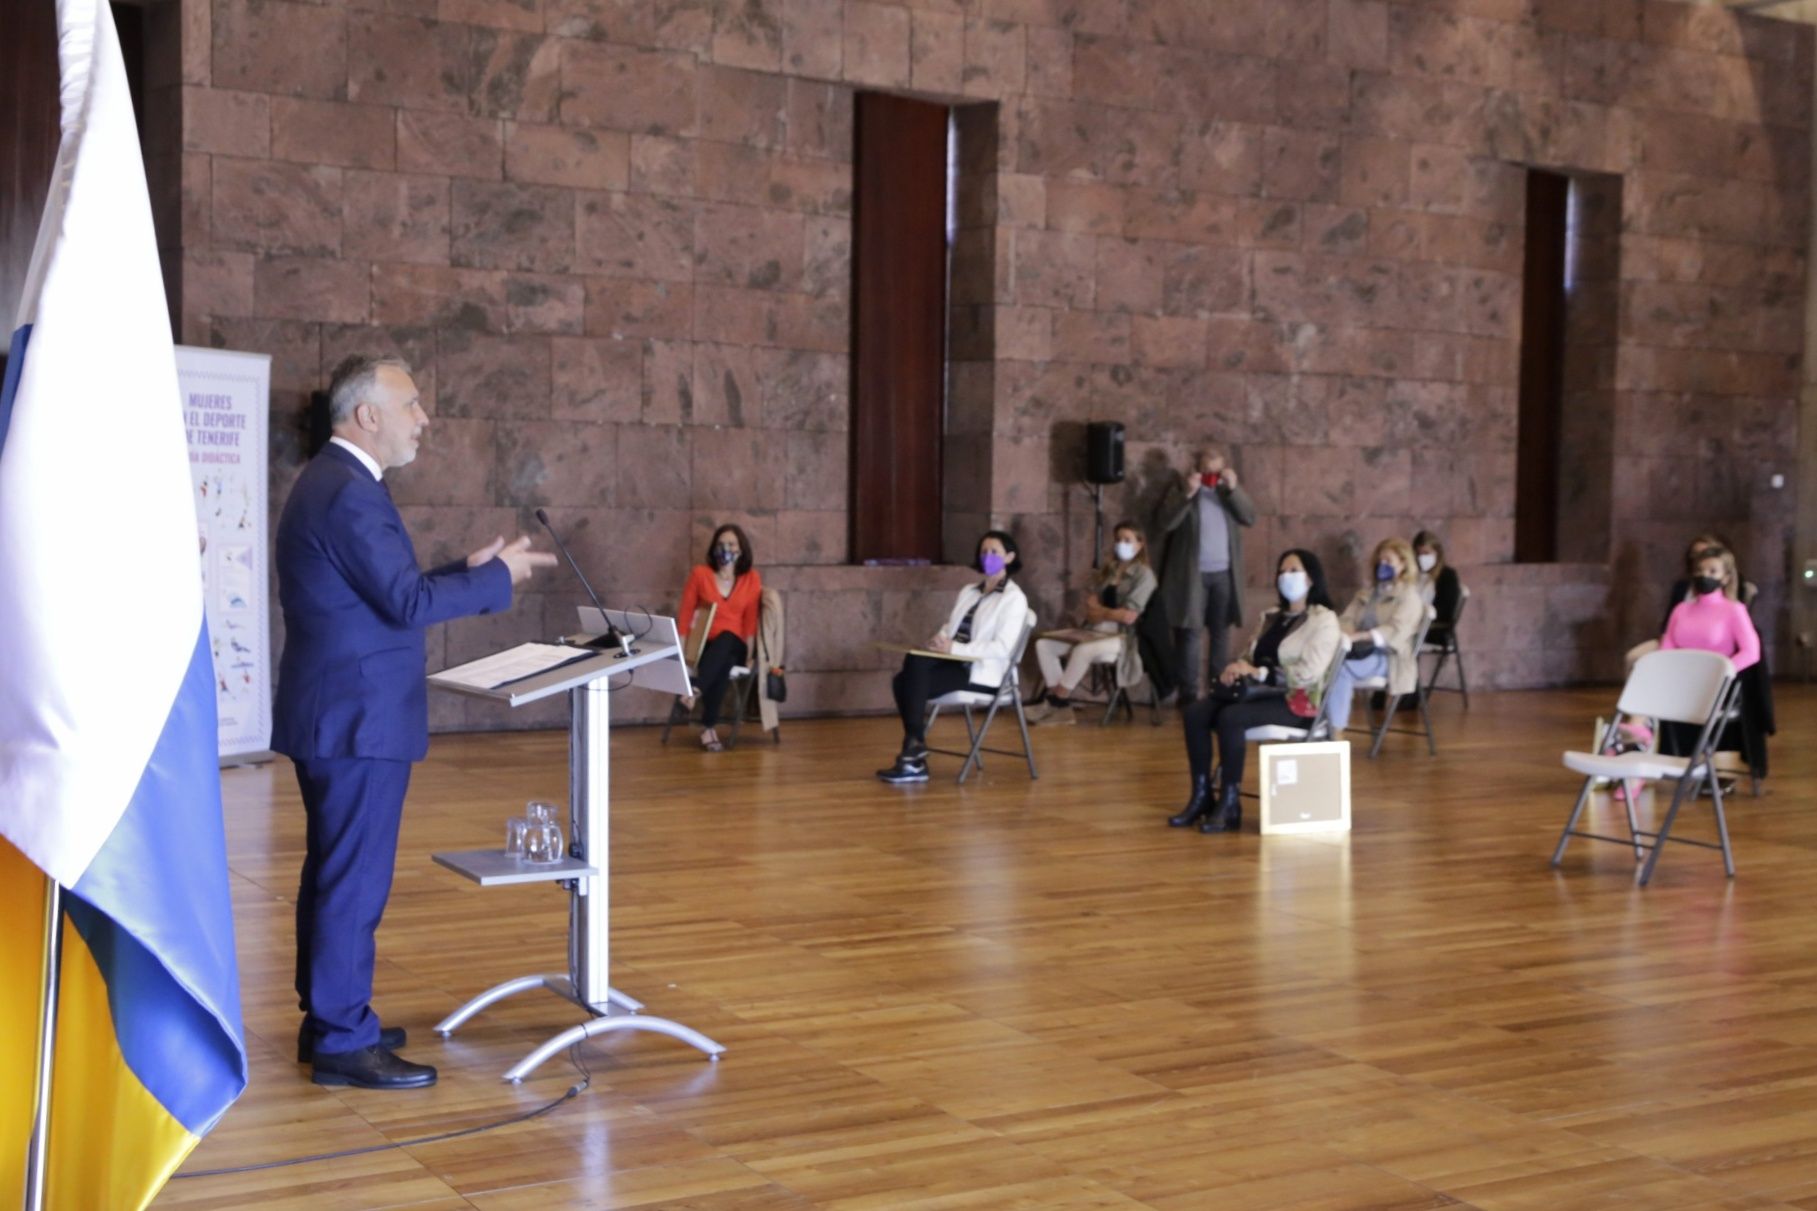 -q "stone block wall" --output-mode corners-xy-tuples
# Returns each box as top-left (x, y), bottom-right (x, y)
(163, 0), (1811, 727)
